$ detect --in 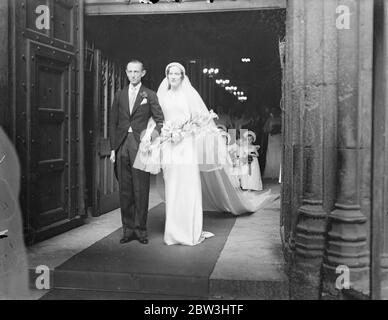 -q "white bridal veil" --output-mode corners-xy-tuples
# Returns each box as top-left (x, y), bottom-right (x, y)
(157, 67), (210, 117)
